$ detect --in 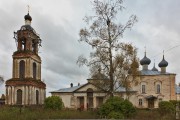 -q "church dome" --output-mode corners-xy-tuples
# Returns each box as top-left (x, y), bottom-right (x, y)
(152, 66), (158, 71)
(24, 13), (32, 21)
(158, 55), (168, 67)
(140, 53), (151, 65)
(151, 61), (158, 71)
